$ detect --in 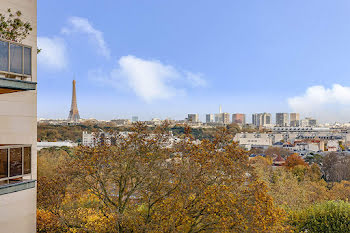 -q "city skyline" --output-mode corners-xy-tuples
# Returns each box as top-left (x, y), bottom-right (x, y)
(37, 0), (350, 122)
